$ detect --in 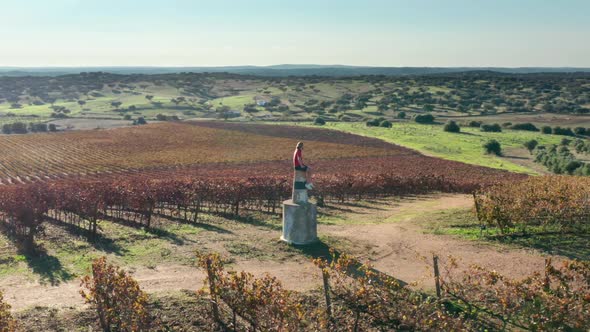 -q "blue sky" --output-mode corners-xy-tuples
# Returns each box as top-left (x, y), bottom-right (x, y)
(1, 0), (589, 67)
